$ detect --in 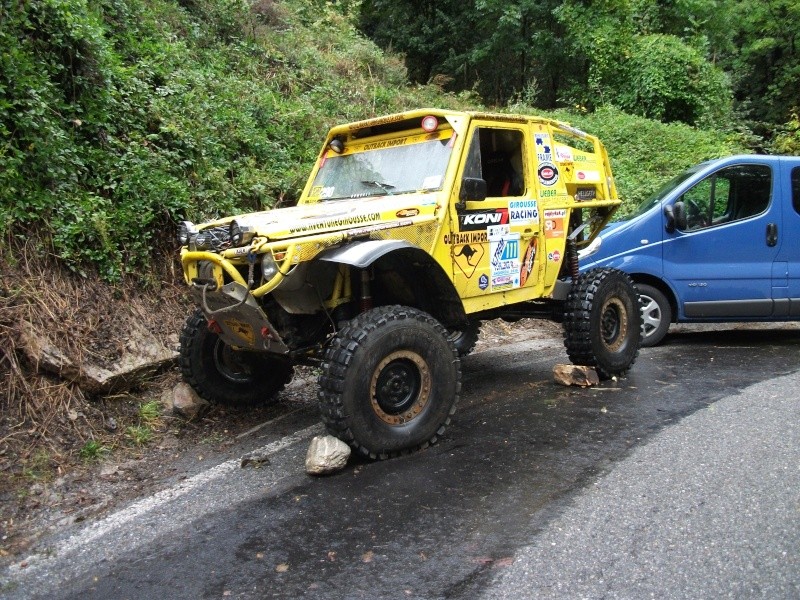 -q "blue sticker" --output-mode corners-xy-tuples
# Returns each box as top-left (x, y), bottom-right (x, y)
(478, 274), (489, 290)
